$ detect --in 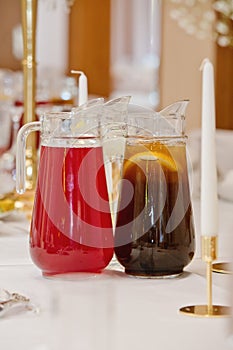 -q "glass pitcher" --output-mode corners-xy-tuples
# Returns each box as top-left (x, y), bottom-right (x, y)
(16, 99), (114, 276)
(114, 101), (195, 277)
